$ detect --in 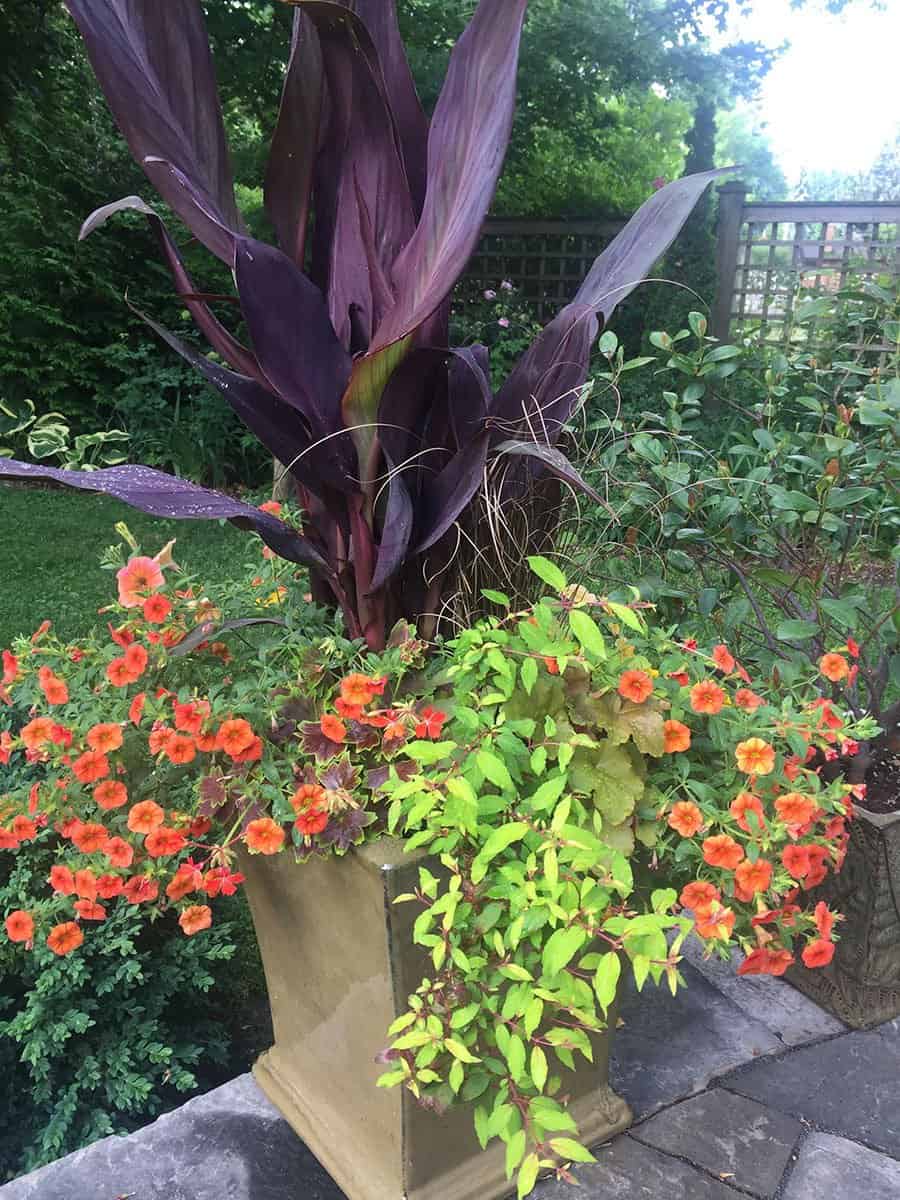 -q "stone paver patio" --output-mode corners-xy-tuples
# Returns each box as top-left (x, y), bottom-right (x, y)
(3, 937), (898, 1199)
